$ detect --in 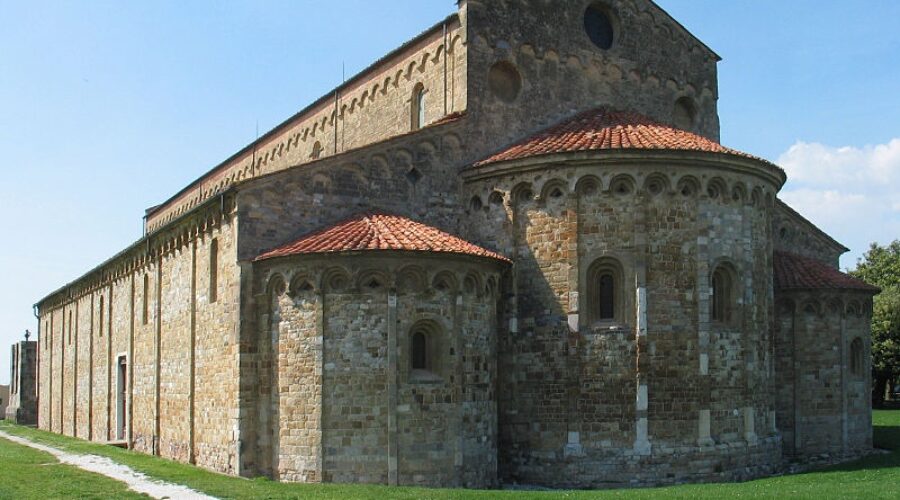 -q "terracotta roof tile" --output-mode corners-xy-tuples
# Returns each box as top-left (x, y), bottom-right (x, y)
(774, 251), (879, 293)
(474, 108), (764, 167)
(255, 213), (510, 263)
